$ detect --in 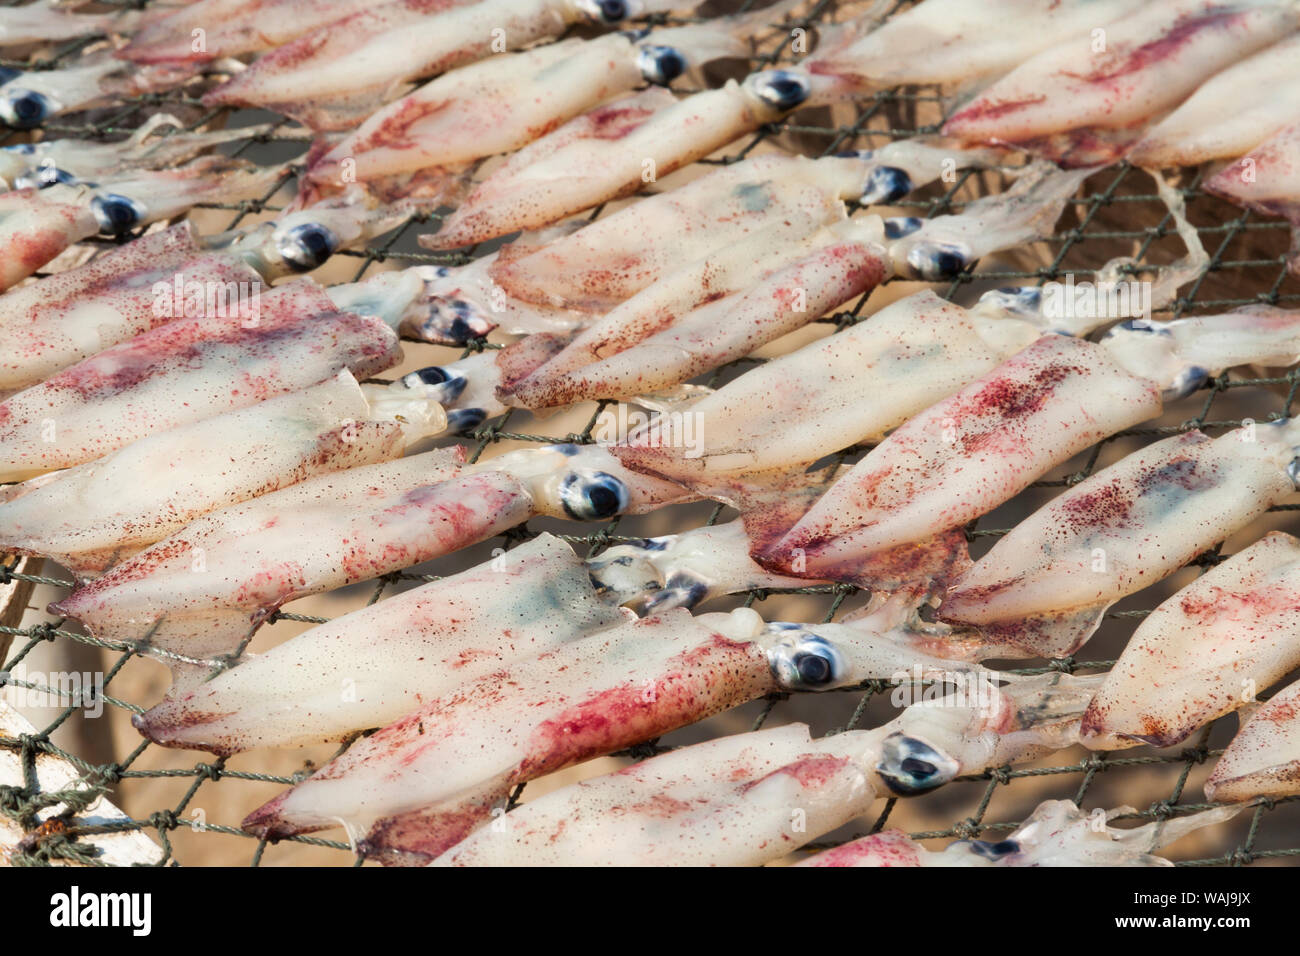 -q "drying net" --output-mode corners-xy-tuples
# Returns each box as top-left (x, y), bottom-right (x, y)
(2, 0), (1299, 866)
